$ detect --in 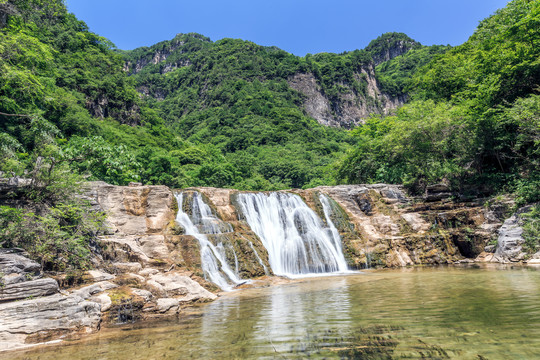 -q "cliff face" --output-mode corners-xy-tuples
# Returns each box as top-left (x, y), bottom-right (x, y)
(123, 34), (203, 76)
(288, 68), (406, 128)
(92, 182), (524, 275)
